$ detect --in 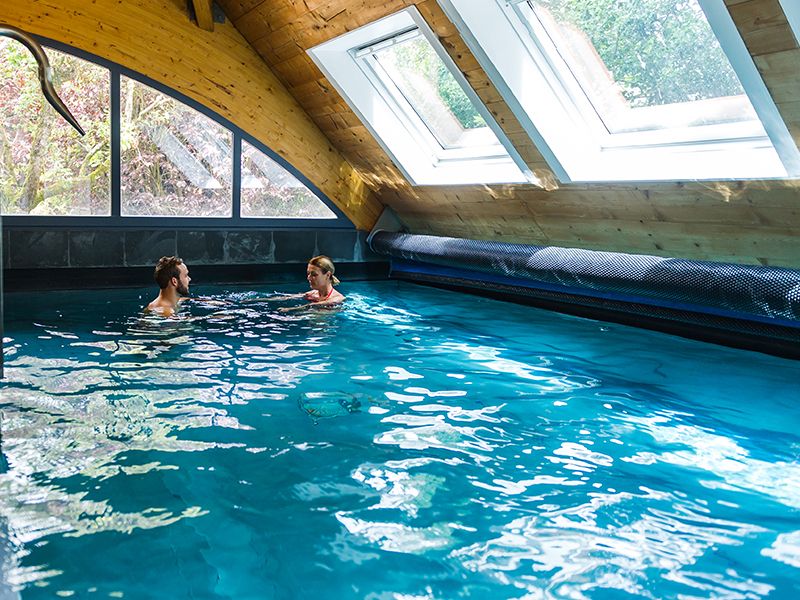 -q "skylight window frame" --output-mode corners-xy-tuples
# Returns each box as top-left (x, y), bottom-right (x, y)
(308, 7), (534, 186)
(355, 30), (458, 156)
(780, 0), (800, 47)
(511, 1), (770, 148)
(359, 47), (507, 158)
(437, 0), (800, 182)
